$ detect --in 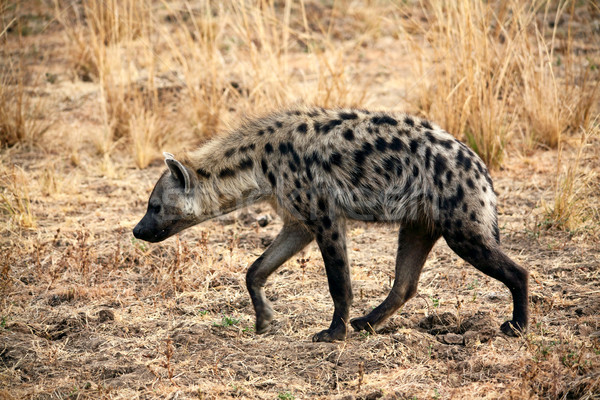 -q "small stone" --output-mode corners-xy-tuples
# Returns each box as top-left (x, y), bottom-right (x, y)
(442, 333), (464, 345)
